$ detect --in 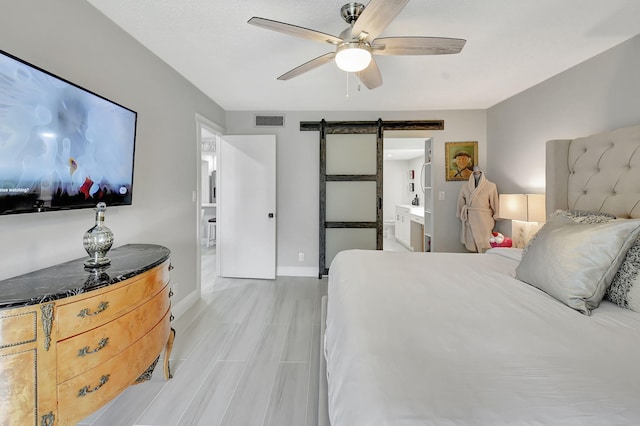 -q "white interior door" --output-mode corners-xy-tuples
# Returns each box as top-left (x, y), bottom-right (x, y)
(218, 134), (276, 279)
